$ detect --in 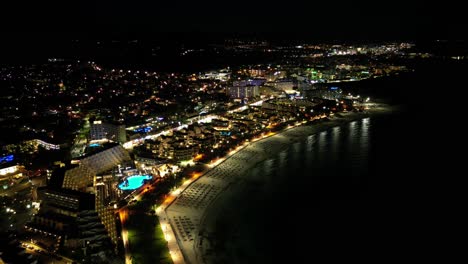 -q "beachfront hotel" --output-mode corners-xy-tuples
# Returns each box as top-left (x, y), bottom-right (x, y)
(27, 143), (132, 257)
